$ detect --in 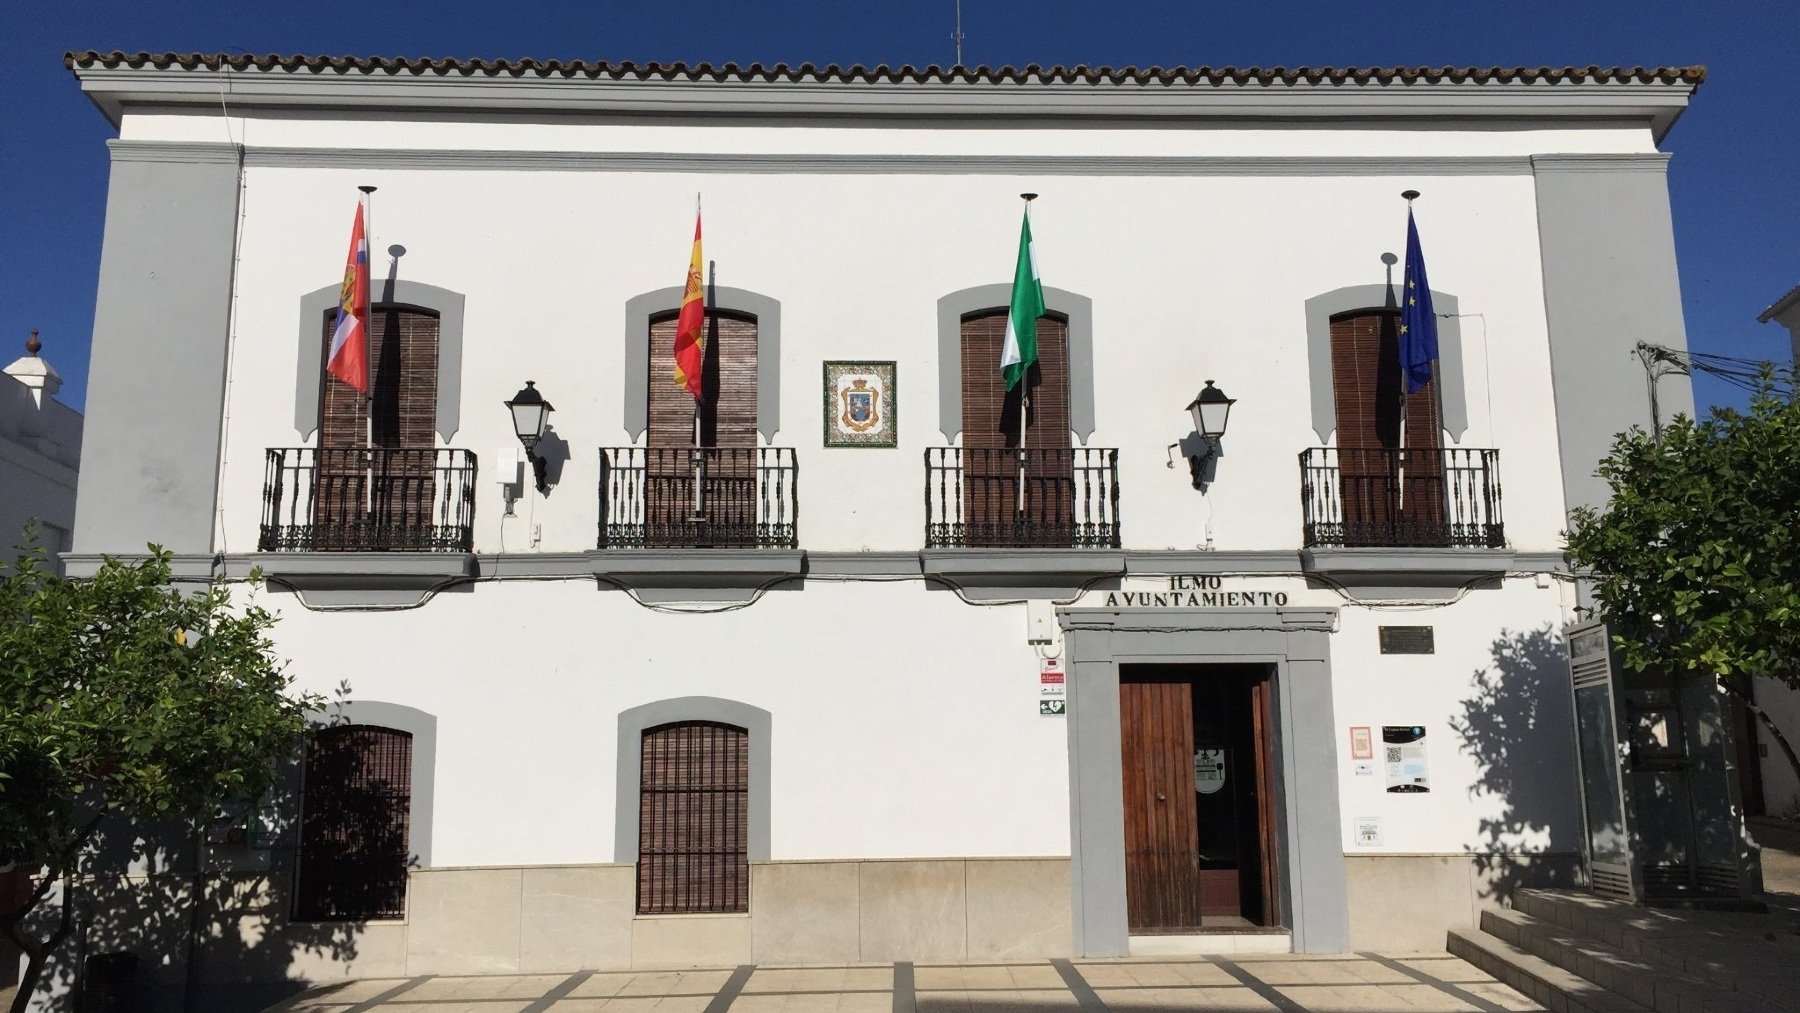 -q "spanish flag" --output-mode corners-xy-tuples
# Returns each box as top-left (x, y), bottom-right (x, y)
(672, 213), (705, 400)
(325, 204), (370, 395)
